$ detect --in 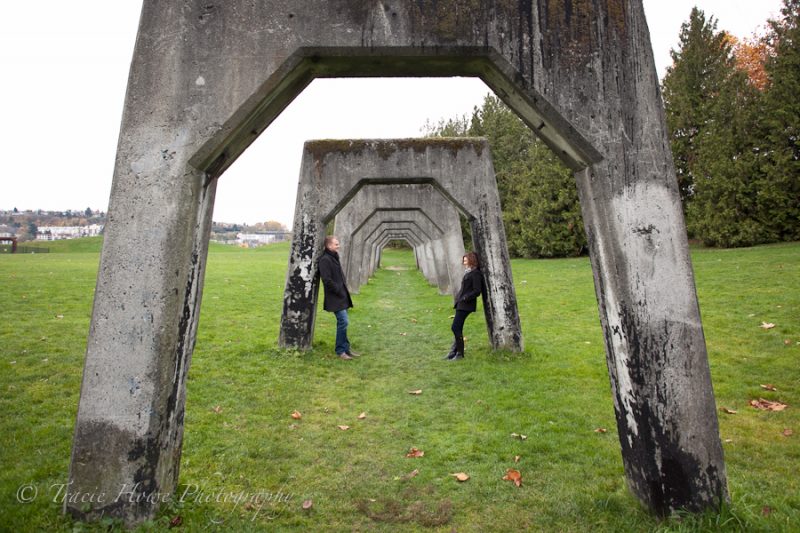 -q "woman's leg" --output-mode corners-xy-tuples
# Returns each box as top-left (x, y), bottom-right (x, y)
(450, 310), (471, 359)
